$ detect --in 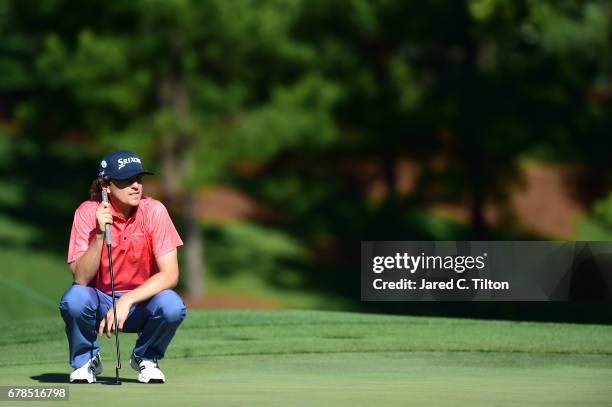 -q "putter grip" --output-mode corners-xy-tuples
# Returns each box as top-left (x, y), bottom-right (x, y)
(101, 189), (112, 246)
